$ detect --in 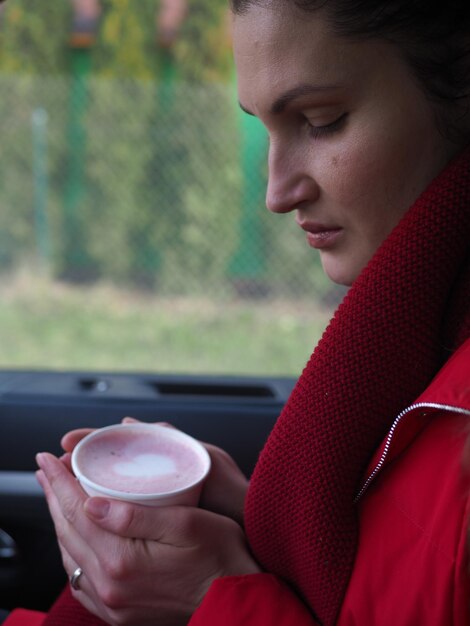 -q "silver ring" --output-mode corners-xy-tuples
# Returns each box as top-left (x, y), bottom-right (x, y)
(70, 566), (83, 591)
